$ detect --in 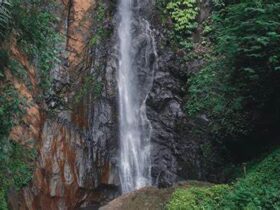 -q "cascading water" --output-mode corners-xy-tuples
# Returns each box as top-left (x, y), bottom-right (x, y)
(117, 0), (157, 193)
